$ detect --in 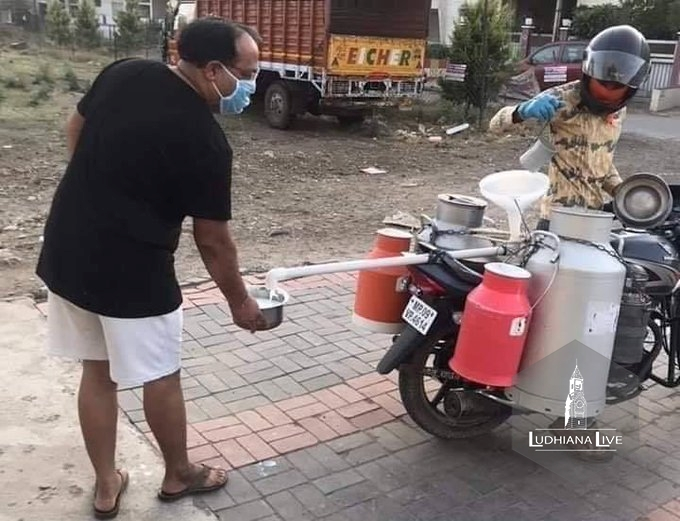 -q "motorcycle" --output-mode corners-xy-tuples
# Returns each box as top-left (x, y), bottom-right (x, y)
(374, 179), (680, 440)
